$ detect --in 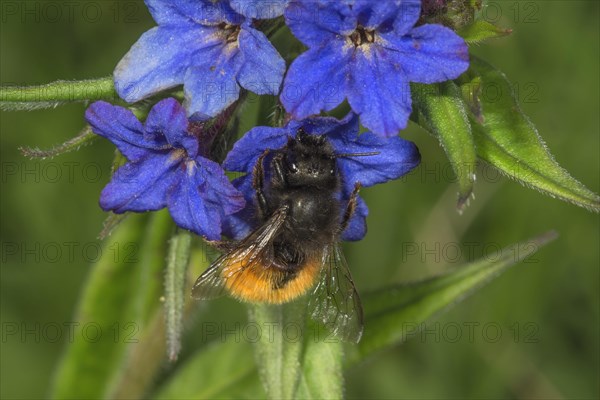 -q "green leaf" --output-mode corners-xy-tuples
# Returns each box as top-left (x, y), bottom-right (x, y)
(19, 125), (96, 159)
(458, 20), (512, 44)
(350, 231), (558, 363)
(458, 75), (483, 123)
(294, 334), (343, 400)
(127, 210), (173, 332)
(51, 211), (172, 398)
(50, 214), (144, 398)
(413, 81), (477, 210)
(109, 241), (208, 399)
(108, 310), (166, 399)
(467, 57), (600, 212)
(0, 77), (117, 107)
(249, 301), (306, 399)
(154, 340), (260, 399)
(164, 229), (192, 361)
